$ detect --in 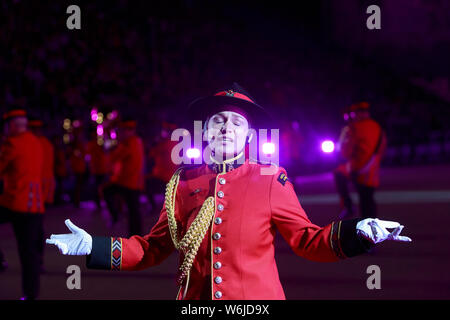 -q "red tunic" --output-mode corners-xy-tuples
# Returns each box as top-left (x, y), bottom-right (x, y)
(0, 131), (44, 213)
(109, 135), (145, 190)
(86, 140), (110, 175)
(38, 135), (55, 204)
(338, 118), (387, 187)
(87, 159), (370, 299)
